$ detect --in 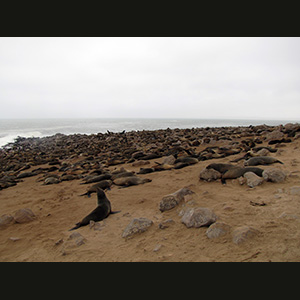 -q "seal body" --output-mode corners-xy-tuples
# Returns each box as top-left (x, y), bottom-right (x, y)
(221, 167), (264, 184)
(244, 156), (283, 166)
(70, 188), (118, 230)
